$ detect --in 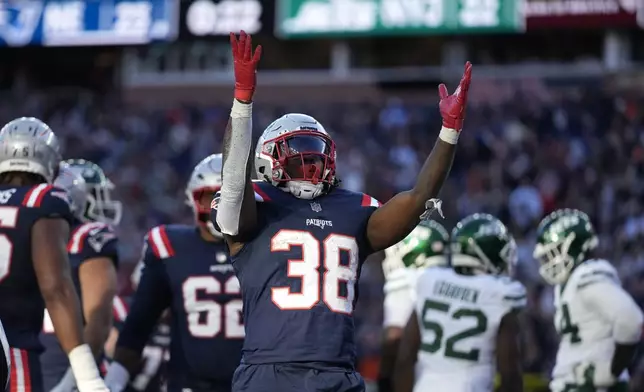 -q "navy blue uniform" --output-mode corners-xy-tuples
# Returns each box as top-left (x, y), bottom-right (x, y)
(212, 182), (379, 392)
(1, 319), (9, 392)
(117, 225), (243, 392)
(0, 184), (74, 392)
(112, 296), (171, 392)
(39, 221), (119, 391)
